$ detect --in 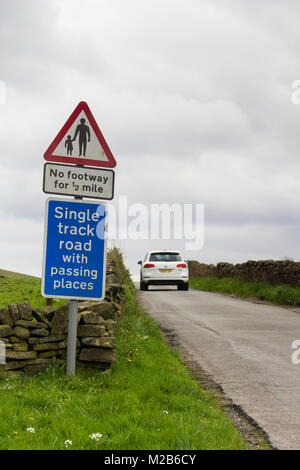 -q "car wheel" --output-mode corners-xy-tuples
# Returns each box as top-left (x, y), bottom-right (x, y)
(140, 281), (148, 291)
(178, 283), (189, 291)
